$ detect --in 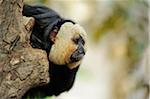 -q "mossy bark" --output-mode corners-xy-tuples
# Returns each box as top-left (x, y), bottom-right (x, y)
(0, 0), (49, 99)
